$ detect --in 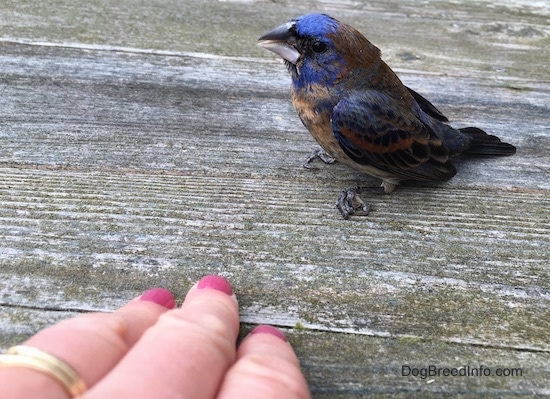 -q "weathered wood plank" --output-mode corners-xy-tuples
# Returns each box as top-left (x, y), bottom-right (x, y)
(1, 0), (549, 396)
(3, 306), (549, 396)
(1, 164), (549, 347)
